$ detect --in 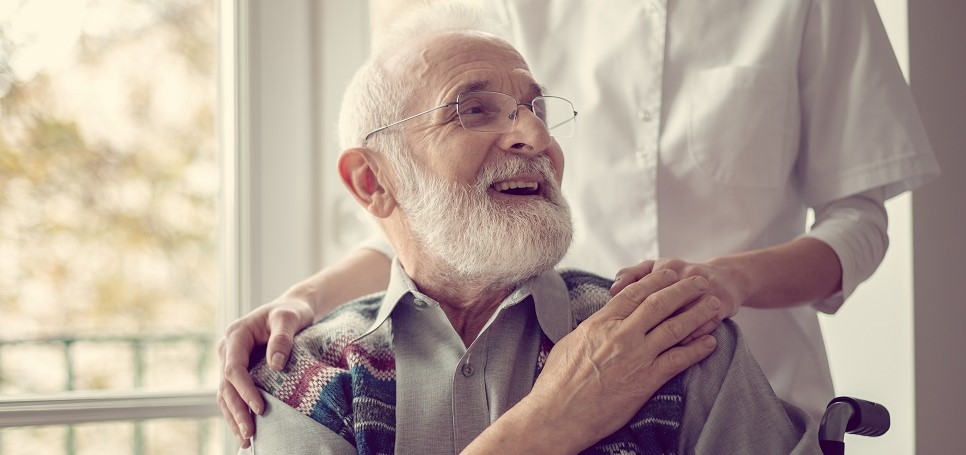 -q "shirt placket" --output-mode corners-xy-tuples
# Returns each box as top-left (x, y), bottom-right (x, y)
(633, 0), (666, 260)
(451, 331), (490, 453)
